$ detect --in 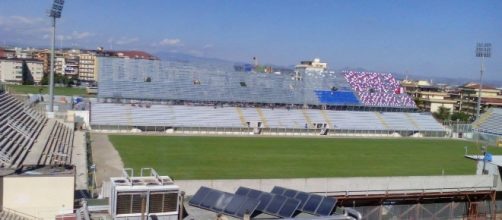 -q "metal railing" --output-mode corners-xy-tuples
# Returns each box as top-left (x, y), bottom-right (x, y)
(90, 125), (449, 138)
(1, 207), (43, 220)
